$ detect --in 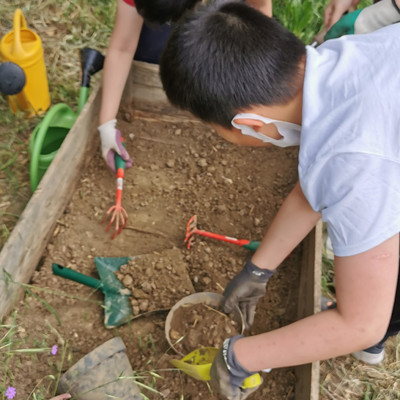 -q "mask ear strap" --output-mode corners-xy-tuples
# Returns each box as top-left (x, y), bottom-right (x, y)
(231, 118), (279, 144)
(232, 113), (276, 124)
